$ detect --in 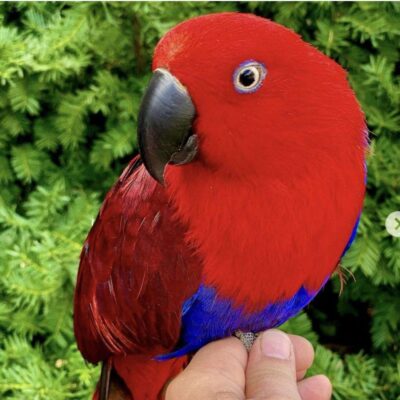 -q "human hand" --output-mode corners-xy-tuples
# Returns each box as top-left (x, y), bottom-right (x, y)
(166, 329), (331, 400)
